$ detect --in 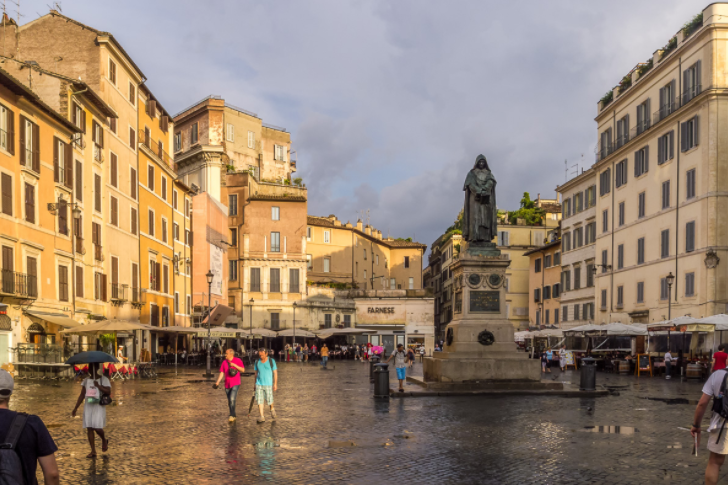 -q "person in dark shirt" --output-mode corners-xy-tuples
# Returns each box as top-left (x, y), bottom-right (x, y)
(0, 369), (59, 484)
